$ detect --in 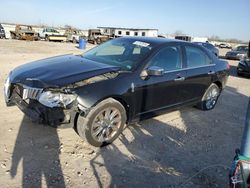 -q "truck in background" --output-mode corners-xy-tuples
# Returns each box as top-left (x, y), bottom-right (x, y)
(64, 28), (86, 43)
(10, 25), (39, 41)
(39, 28), (67, 42)
(88, 29), (110, 44)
